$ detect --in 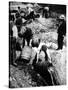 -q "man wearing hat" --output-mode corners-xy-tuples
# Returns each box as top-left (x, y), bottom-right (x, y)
(57, 14), (66, 50)
(43, 6), (49, 18)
